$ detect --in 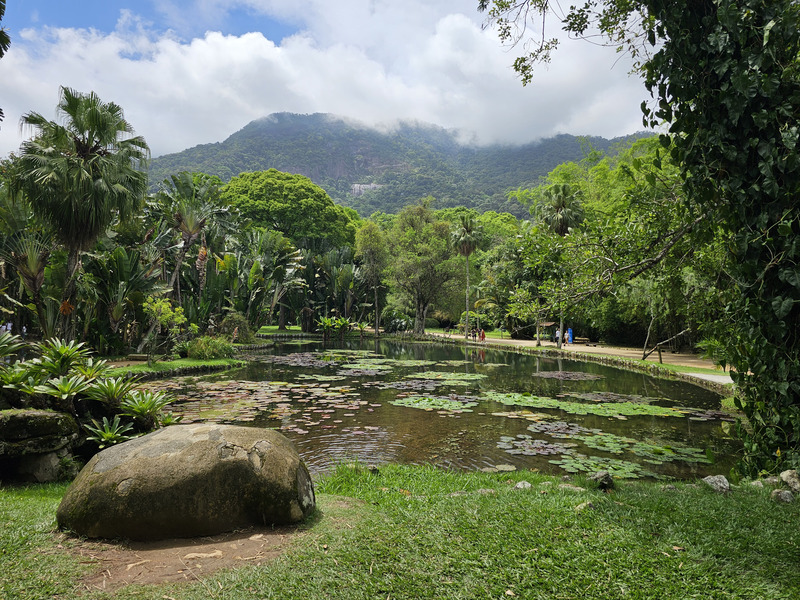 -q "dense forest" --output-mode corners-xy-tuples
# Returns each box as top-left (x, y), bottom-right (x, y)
(4, 0), (800, 479)
(148, 112), (649, 218)
(0, 86), (731, 467)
